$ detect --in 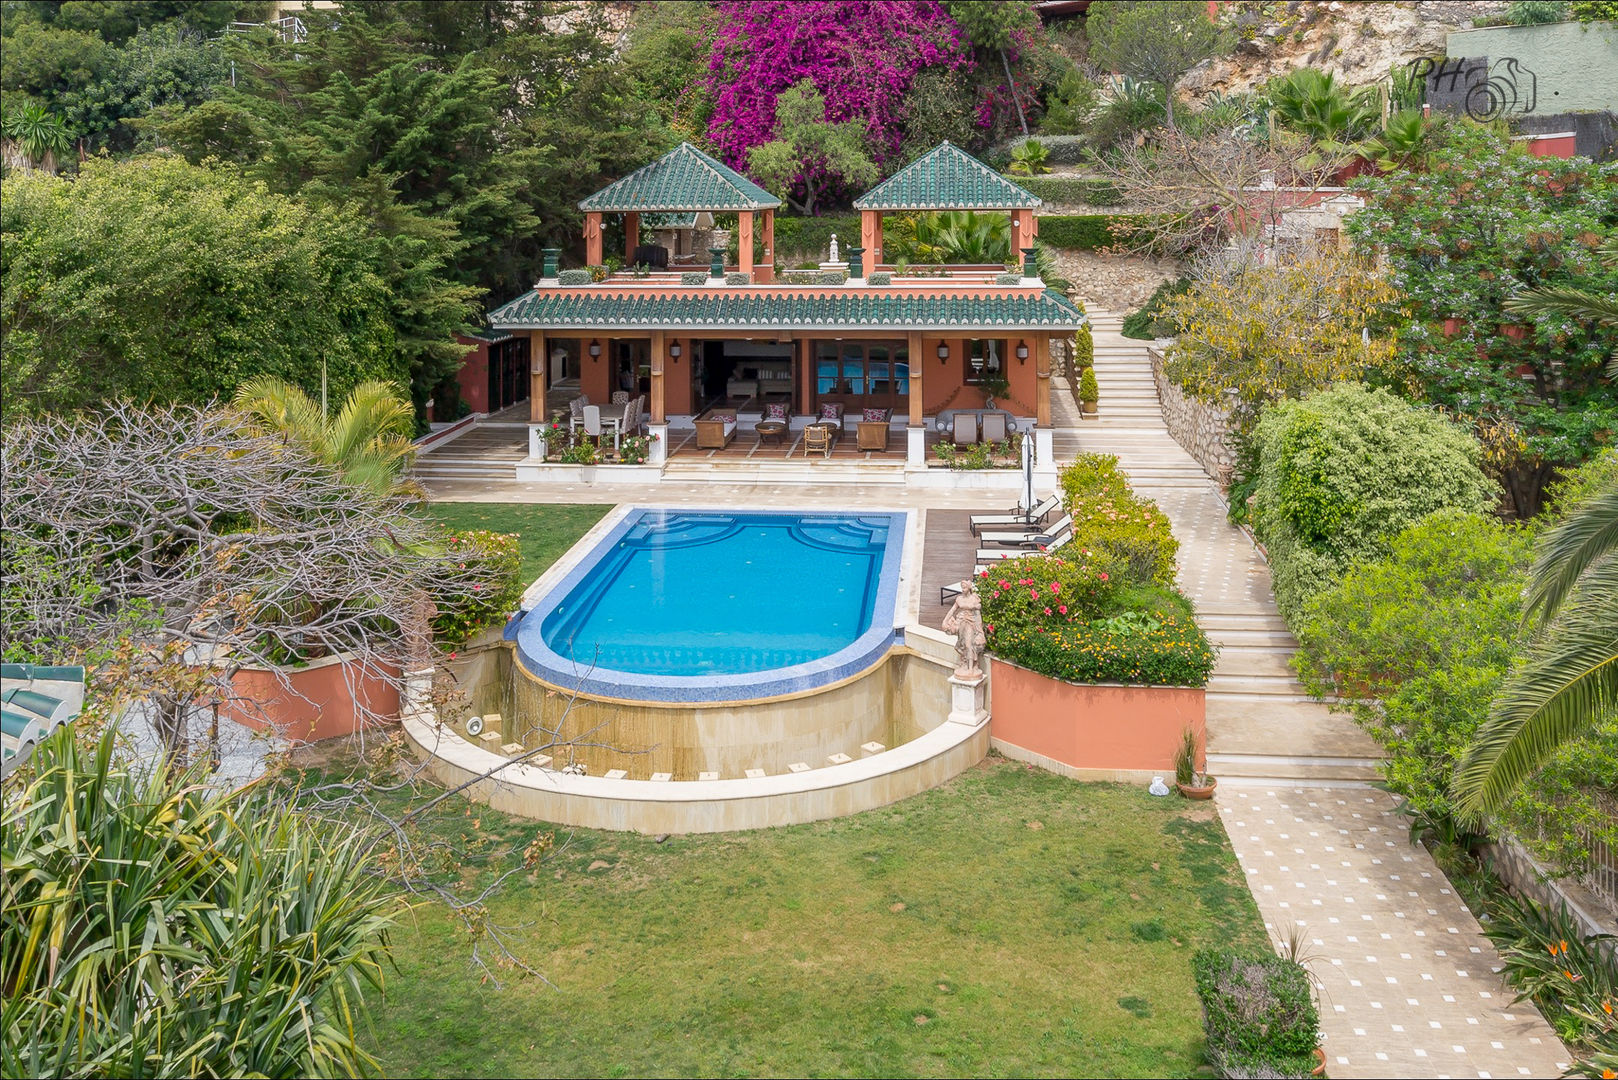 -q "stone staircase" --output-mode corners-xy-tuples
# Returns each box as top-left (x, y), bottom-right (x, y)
(412, 424), (528, 483)
(1062, 304), (1385, 786)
